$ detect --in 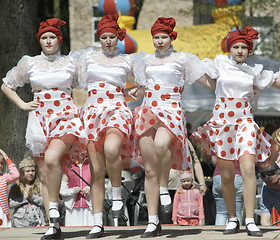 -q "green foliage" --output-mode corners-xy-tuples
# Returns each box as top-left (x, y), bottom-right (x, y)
(246, 0), (280, 10)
